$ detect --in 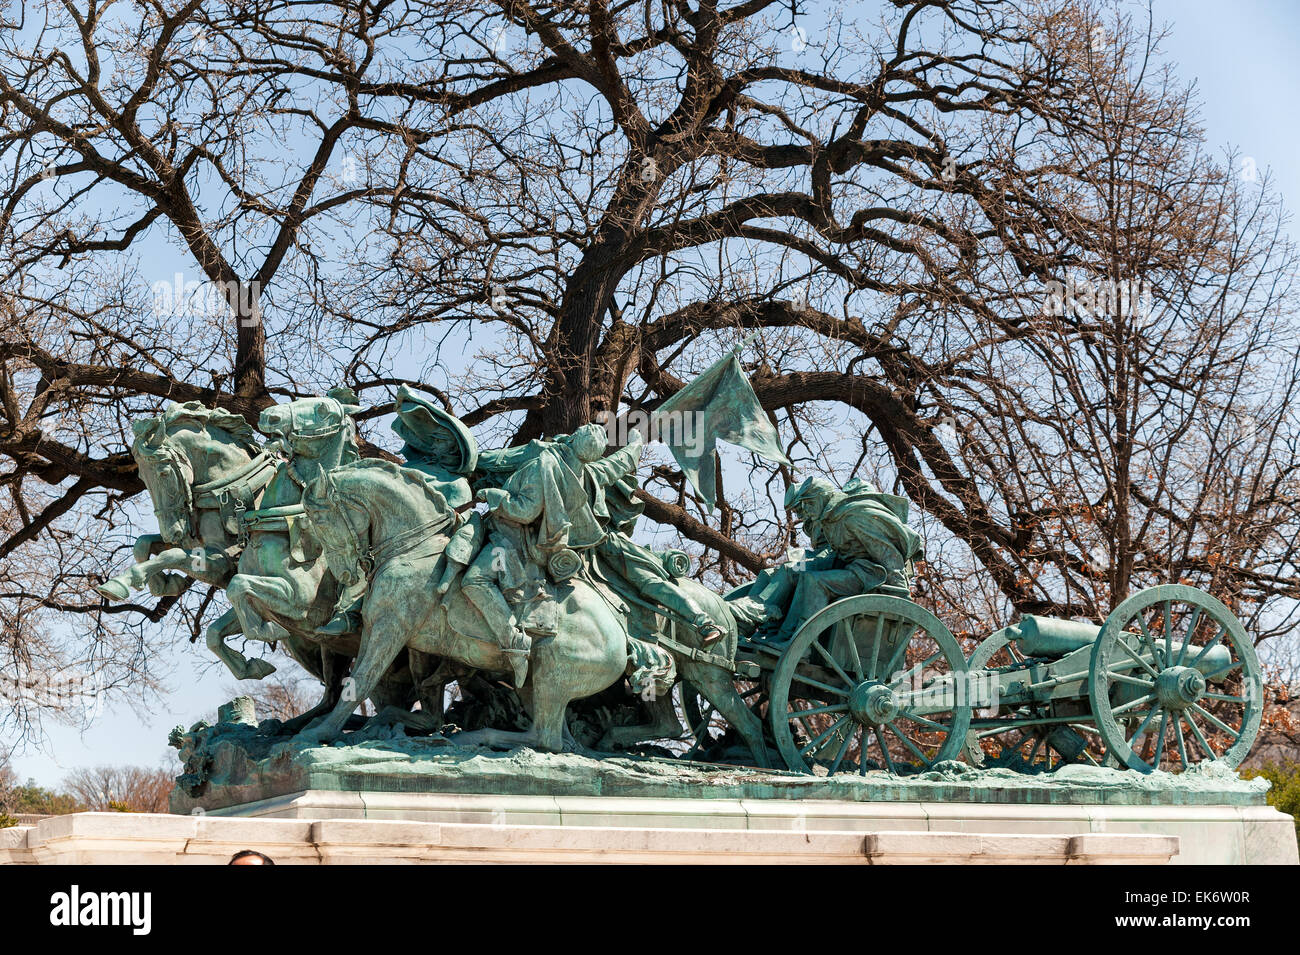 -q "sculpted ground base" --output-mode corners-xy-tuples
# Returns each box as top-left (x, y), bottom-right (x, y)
(170, 737), (1275, 810)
